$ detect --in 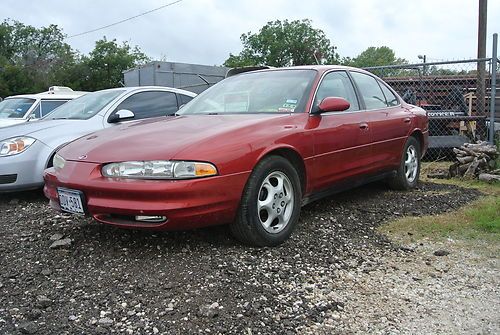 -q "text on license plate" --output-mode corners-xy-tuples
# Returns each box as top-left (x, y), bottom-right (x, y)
(57, 188), (85, 214)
